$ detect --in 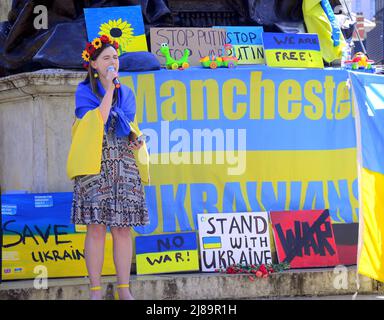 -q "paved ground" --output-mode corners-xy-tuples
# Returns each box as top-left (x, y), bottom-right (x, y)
(1, 267), (383, 300)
